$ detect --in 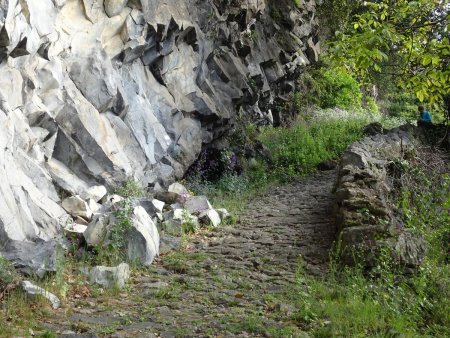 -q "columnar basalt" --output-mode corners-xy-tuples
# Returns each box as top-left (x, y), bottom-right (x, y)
(0, 0), (319, 271)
